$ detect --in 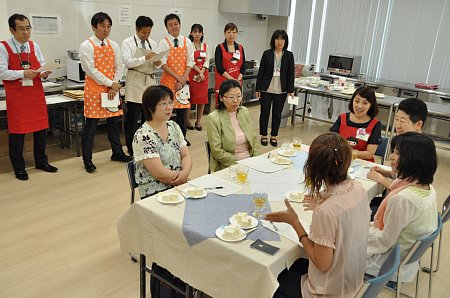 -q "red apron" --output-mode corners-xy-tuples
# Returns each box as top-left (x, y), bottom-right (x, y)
(339, 113), (378, 162)
(214, 43), (243, 97)
(84, 39), (123, 118)
(188, 43), (208, 104)
(160, 37), (190, 109)
(1, 40), (48, 134)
